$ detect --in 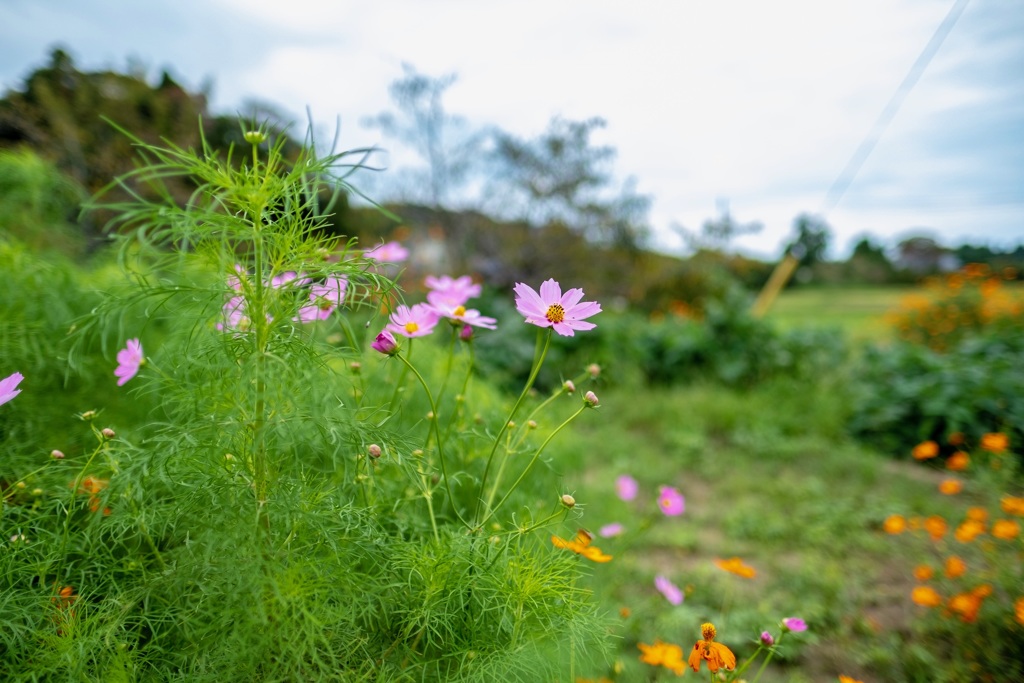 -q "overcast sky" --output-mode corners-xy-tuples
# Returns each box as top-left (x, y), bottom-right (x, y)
(3, 0), (1022, 258)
